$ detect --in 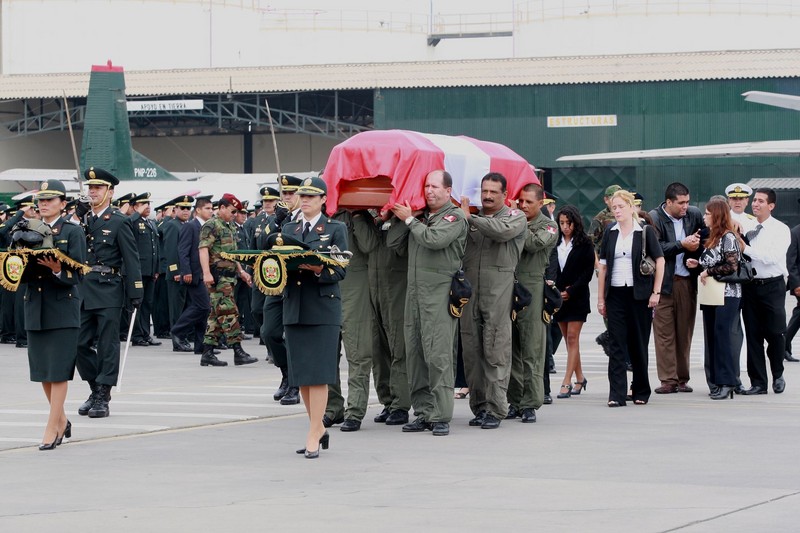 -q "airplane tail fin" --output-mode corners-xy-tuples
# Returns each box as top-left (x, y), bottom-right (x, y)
(80, 61), (177, 181)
